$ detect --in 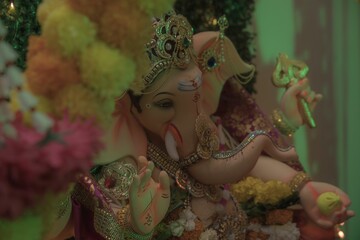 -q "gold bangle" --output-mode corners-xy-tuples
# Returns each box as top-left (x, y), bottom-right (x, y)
(289, 172), (311, 193)
(272, 109), (299, 137)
